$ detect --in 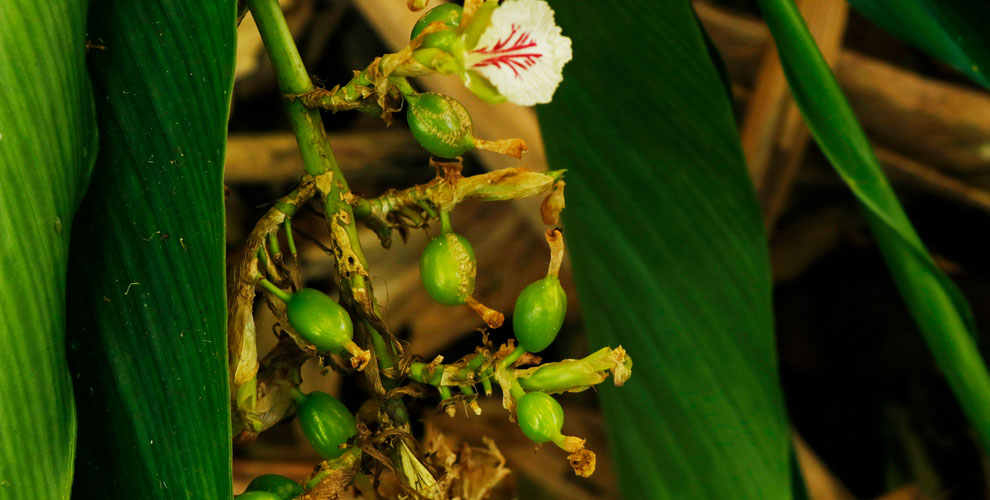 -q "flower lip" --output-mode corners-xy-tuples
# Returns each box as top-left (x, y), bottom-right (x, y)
(472, 25), (543, 78)
(467, 0), (572, 106)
